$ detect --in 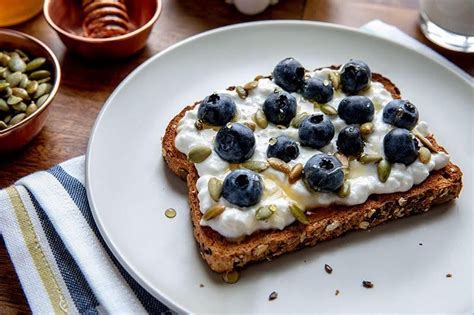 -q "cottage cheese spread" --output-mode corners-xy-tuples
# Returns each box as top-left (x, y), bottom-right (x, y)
(174, 68), (450, 239)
